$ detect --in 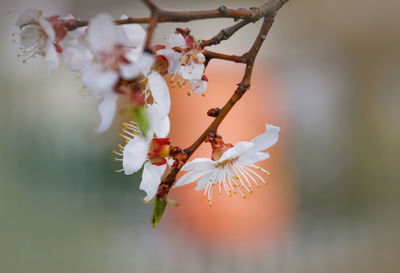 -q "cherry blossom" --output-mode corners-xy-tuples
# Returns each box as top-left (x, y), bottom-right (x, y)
(15, 9), (67, 72)
(174, 124), (280, 206)
(79, 13), (150, 132)
(114, 105), (170, 201)
(74, 13), (171, 132)
(157, 29), (208, 94)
